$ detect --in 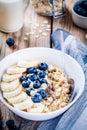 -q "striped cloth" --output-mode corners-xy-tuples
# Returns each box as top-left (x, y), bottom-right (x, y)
(37, 29), (87, 130)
